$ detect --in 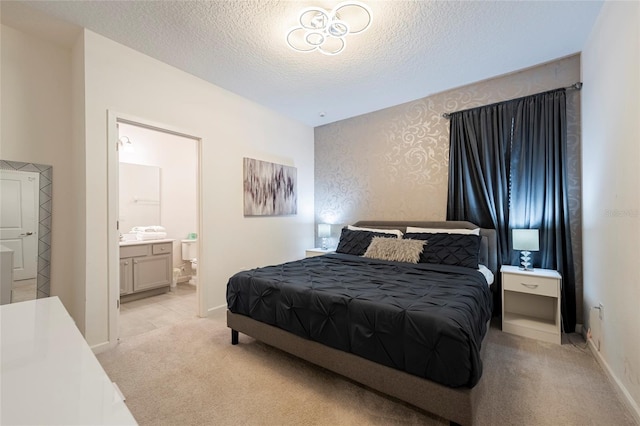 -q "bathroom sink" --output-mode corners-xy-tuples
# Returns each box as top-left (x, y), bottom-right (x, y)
(119, 238), (171, 246)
